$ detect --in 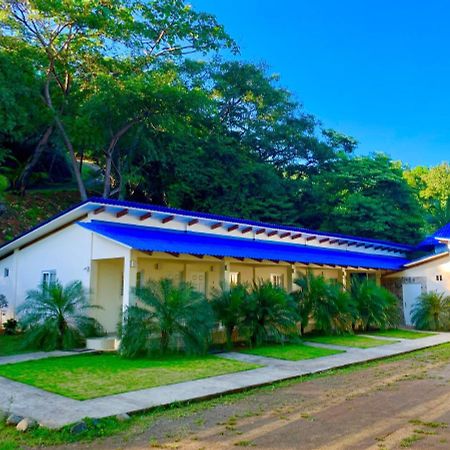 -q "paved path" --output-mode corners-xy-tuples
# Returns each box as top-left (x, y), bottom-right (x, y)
(0, 333), (449, 429)
(0, 350), (95, 366)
